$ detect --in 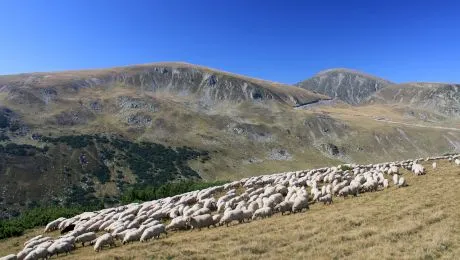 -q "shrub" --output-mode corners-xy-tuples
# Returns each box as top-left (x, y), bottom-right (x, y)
(340, 165), (354, 171)
(0, 143), (45, 156)
(0, 133), (9, 141)
(0, 114), (8, 129)
(0, 205), (100, 240)
(93, 165), (111, 184)
(121, 180), (227, 204)
(41, 135), (93, 148)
